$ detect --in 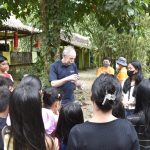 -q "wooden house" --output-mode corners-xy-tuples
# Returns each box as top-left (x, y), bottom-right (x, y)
(60, 30), (92, 70)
